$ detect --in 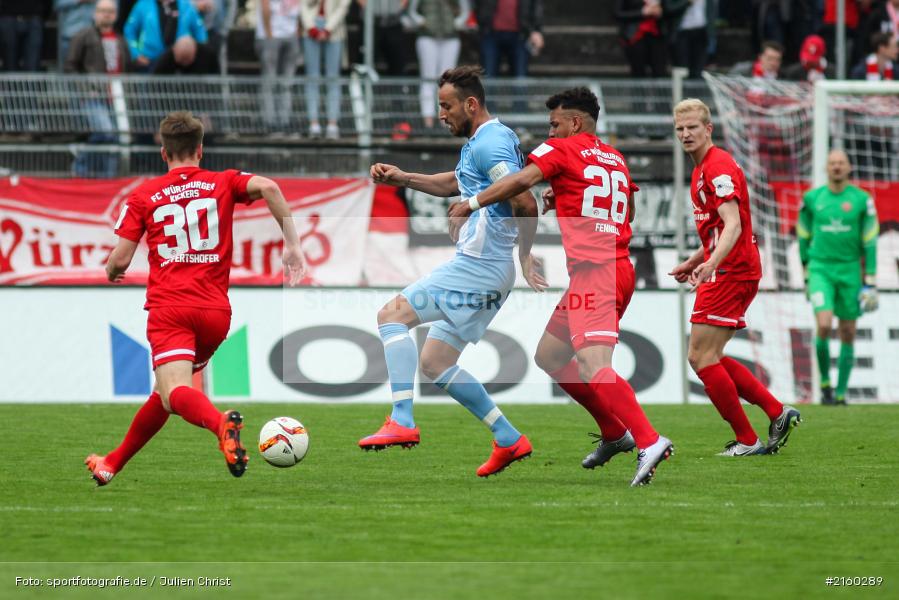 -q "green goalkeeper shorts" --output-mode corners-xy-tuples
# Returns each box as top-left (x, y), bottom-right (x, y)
(807, 260), (862, 320)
